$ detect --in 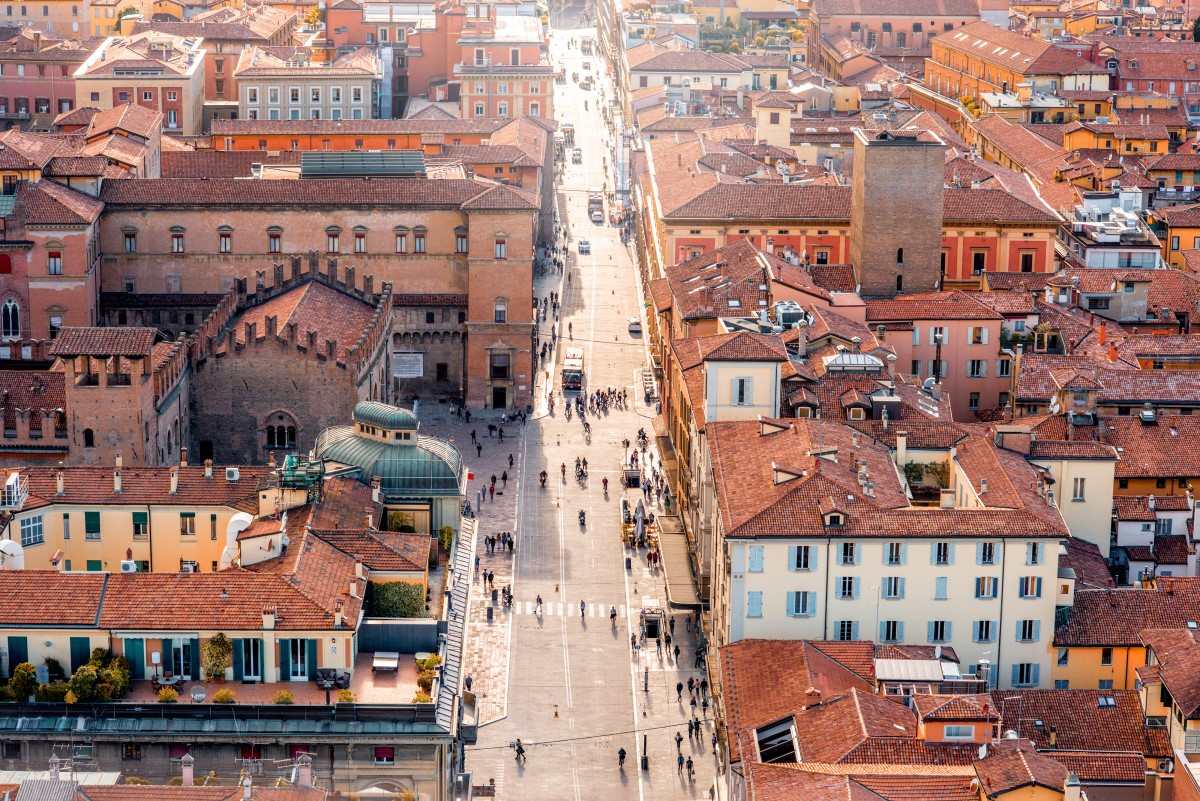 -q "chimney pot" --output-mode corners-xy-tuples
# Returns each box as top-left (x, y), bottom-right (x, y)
(169, 468), (179, 495)
(204, 458), (213, 479)
(55, 470), (64, 496)
(114, 470), (122, 493)
(115, 454), (123, 469)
